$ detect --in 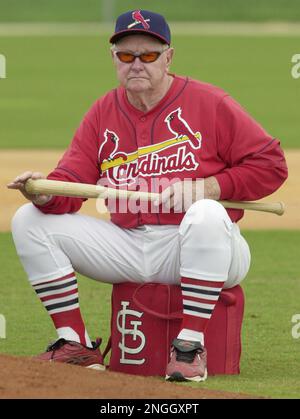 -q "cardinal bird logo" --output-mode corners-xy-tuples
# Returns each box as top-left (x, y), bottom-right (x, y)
(165, 108), (202, 149)
(128, 10), (150, 30)
(99, 129), (128, 164)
